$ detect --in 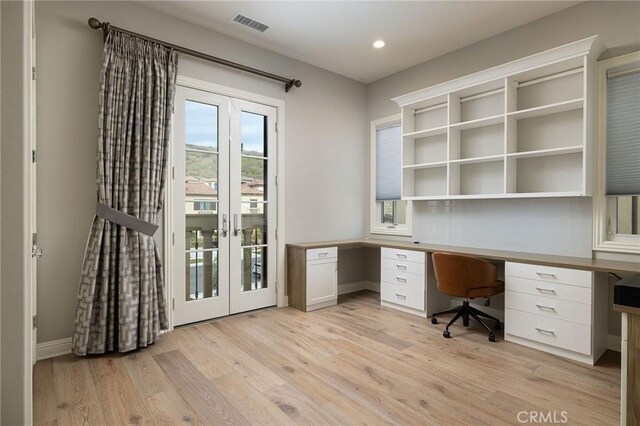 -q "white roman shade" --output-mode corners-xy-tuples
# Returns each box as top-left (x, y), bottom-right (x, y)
(376, 123), (401, 201)
(606, 68), (640, 196)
